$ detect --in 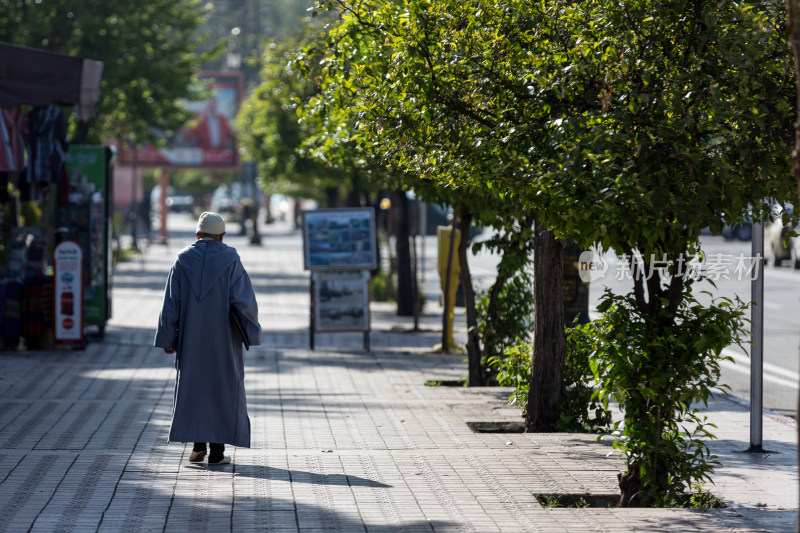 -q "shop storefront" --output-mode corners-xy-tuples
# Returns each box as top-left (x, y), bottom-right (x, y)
(1, 42), (108, 350)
